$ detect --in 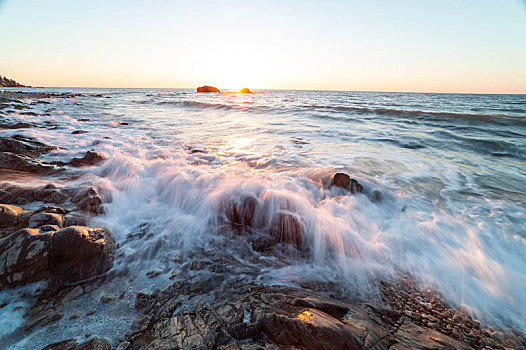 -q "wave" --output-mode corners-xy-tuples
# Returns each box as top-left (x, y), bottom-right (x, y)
(302, 104), (526, 124)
